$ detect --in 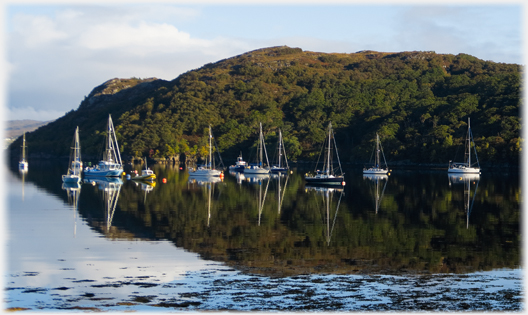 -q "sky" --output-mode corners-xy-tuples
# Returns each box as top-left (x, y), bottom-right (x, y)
(1, 1), (524, 122)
